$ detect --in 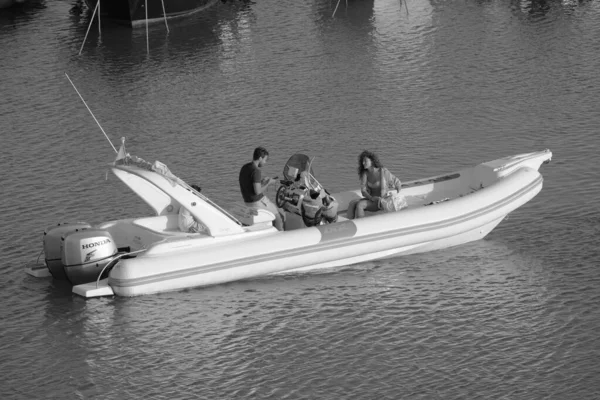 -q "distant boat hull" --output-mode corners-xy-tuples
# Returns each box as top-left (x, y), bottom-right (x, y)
(84, 0), (218, 27)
